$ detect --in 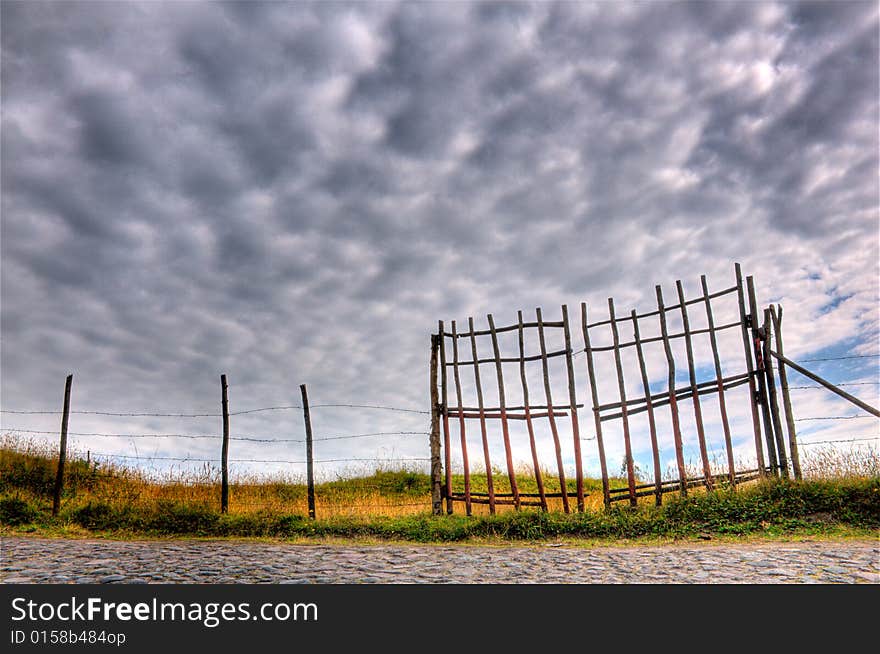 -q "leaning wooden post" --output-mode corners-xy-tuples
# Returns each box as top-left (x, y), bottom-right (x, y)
(762, 309), (789, 479)
(429, 334), (444, 515)
(51, 374), (73, 517)
(439, 320), (453, 514)
(220, 374), (230, 514)
(770, 305), (802, 480)
(300, 383), (316, 520)
(656, 287), (687, 496)
(747, 277), (779, 476)
(735, 263), (766, 476)
(608, 298), (637, 506)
